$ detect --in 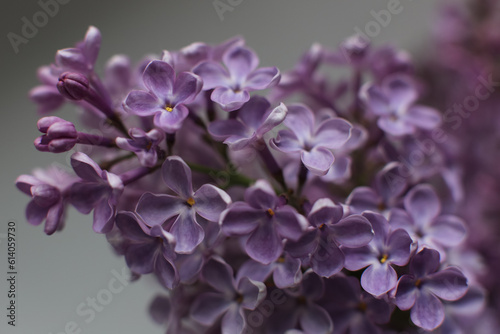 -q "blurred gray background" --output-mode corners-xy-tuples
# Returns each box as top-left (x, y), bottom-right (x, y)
(0, 0), (441, 333)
